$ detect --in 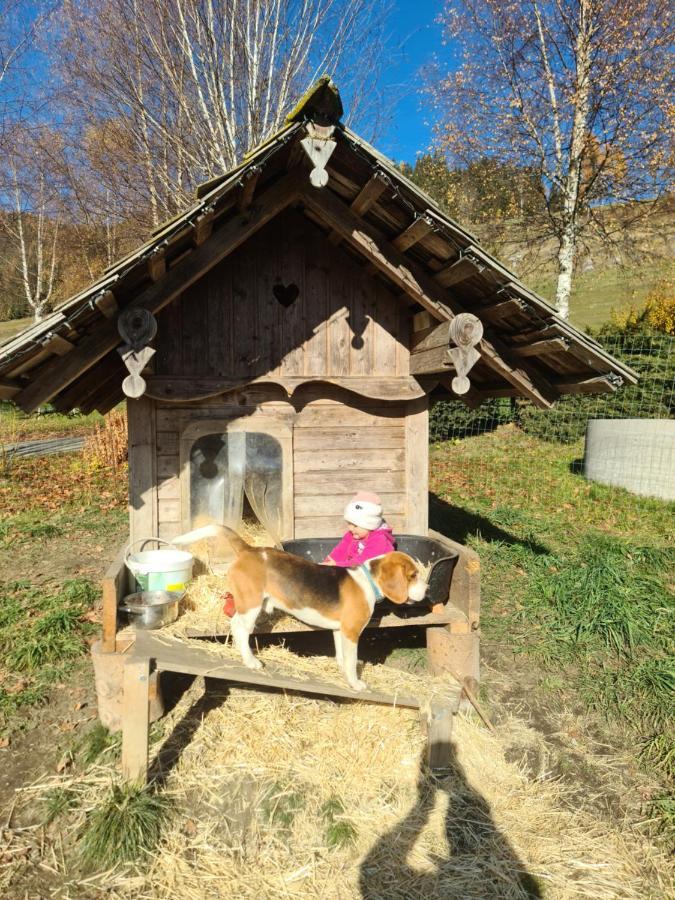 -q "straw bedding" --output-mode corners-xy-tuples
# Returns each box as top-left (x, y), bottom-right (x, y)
(22, 662), (672, 899)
